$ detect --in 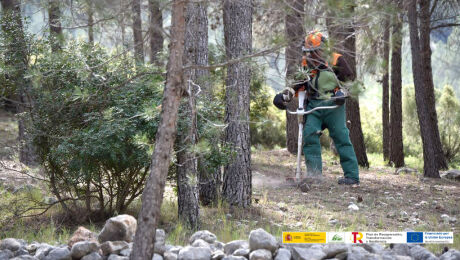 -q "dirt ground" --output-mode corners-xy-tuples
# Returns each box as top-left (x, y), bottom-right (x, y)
(250, 149), (460, 249)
